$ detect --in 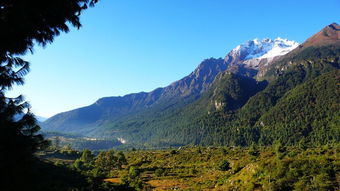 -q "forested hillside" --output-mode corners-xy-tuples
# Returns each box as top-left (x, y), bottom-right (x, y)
(96, 45), (340, 147)
(42, 23), (340, 149)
